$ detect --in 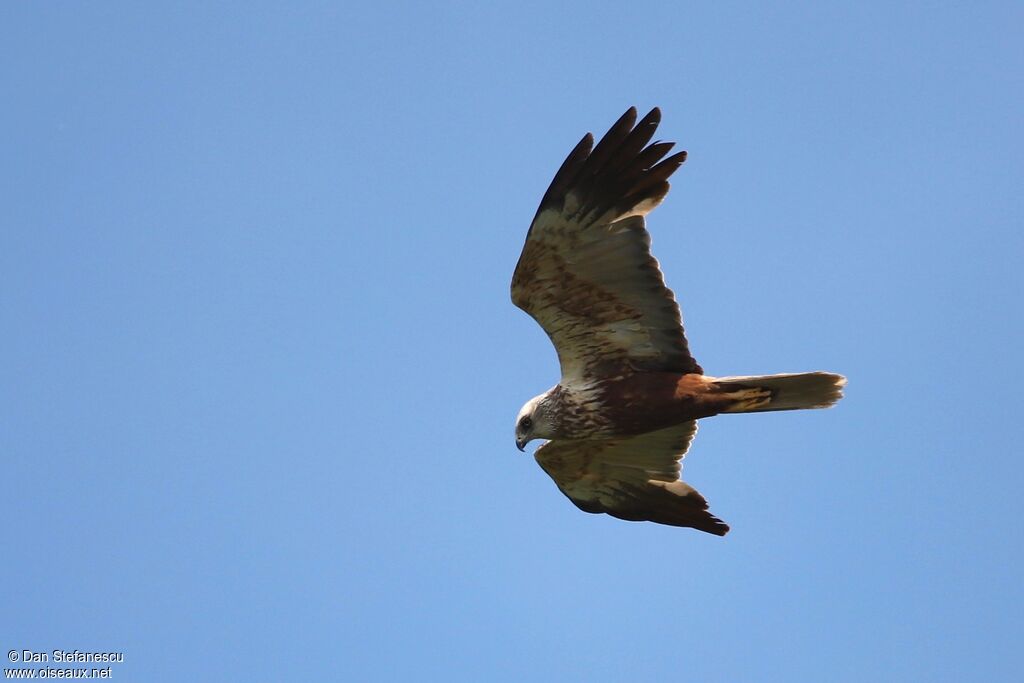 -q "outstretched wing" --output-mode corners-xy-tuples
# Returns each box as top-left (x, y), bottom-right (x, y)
(534, 422), (728, 535)
(511, 107), (701, 386)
